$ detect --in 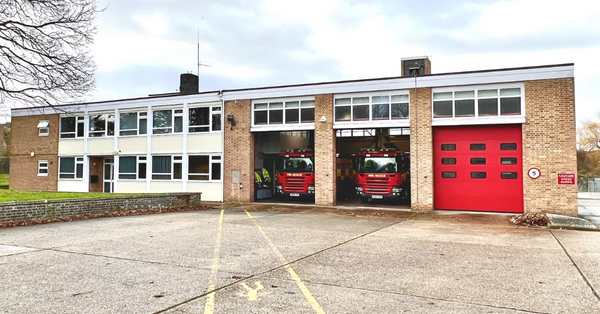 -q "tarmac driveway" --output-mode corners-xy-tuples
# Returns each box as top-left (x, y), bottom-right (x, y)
(1, 205), (599, 314)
